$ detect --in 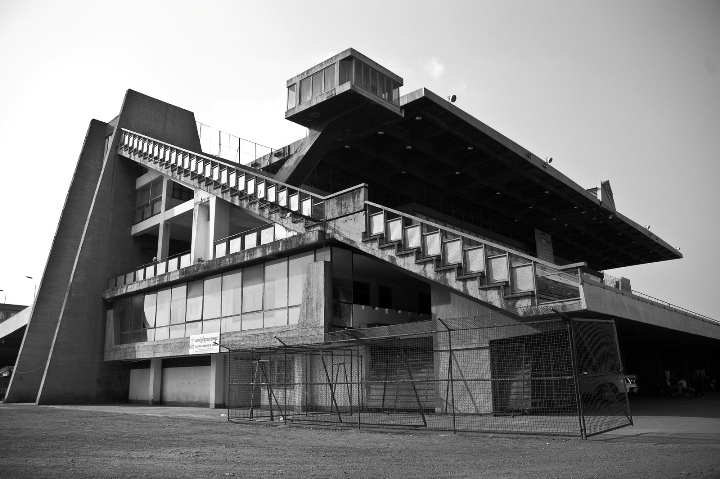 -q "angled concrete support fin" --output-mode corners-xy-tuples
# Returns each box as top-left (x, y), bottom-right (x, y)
(4, 120), (109, 403)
